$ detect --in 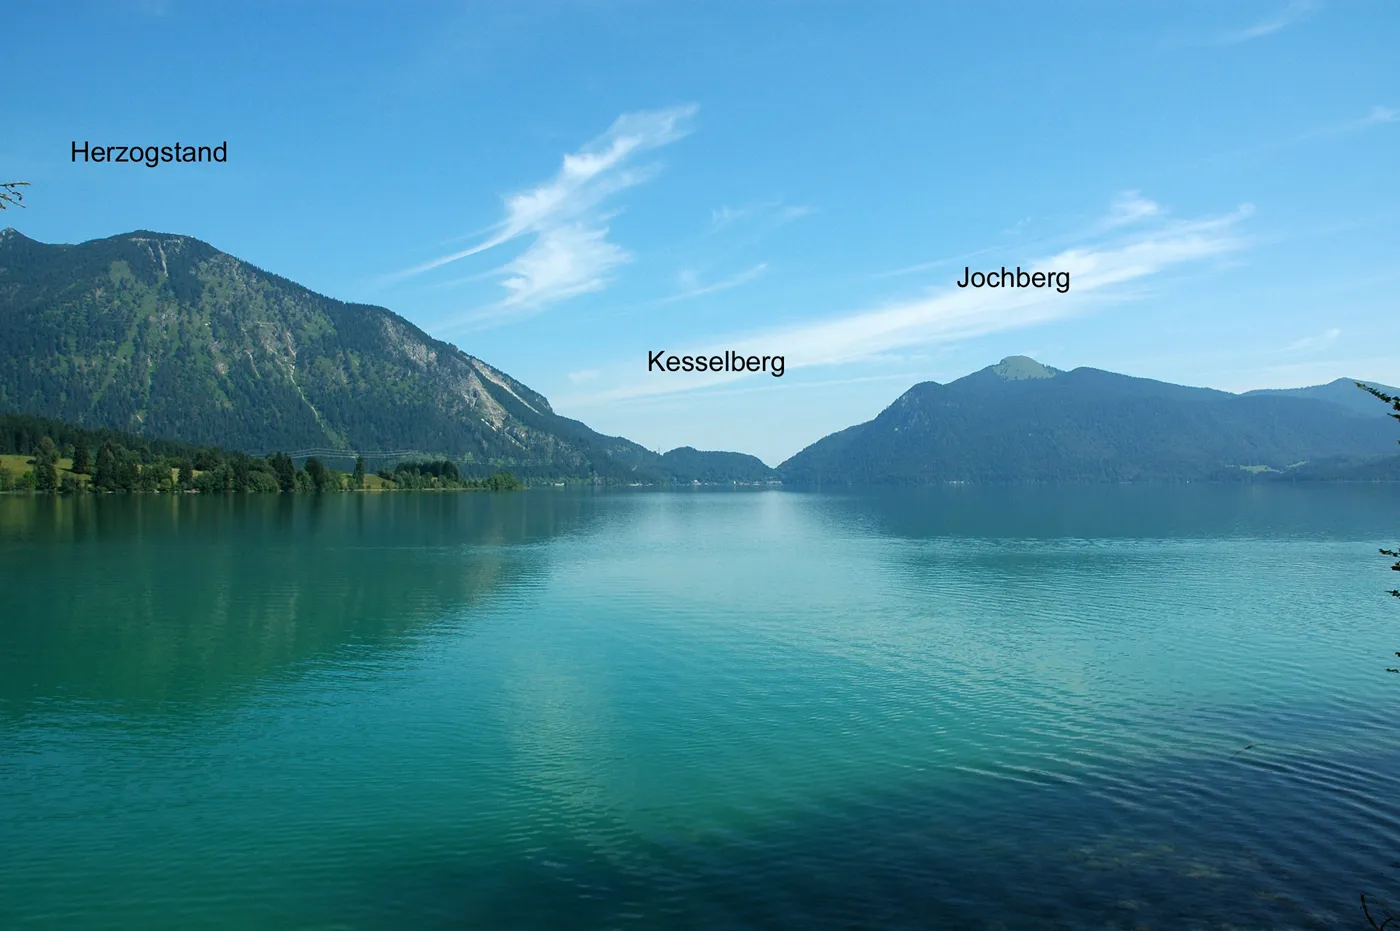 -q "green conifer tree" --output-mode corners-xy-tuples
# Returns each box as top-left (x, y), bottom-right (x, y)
(35, 458), (57, 492)
(34, 437), (59, 492)
(72, 438), (91, 475)
(93, 442), (118, 490)
(270, 452), (297, 492)
(117, 458), (140, 492)
(304, 457), (330, 491)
